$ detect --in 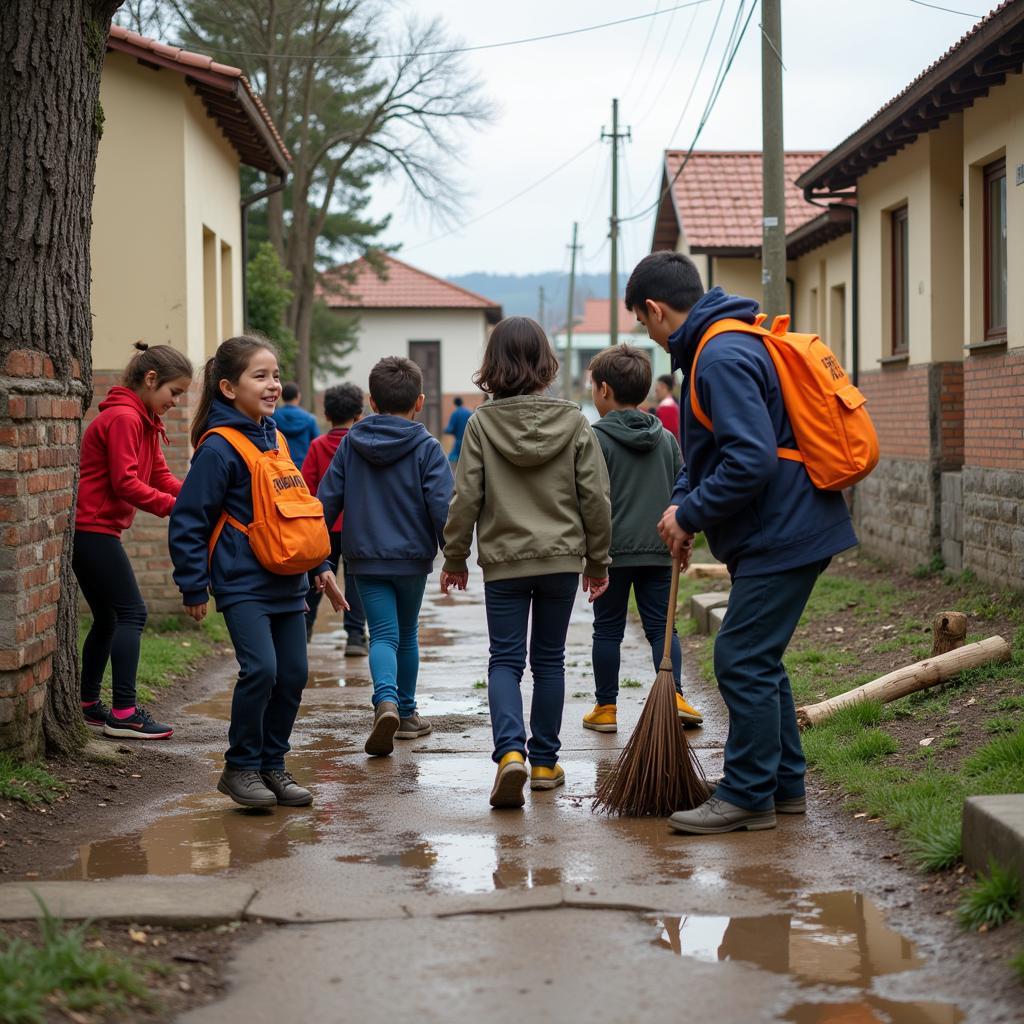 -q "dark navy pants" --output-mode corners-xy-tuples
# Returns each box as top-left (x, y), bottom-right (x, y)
(713, 559), (829, 811)
(484, 572), (578, 767)
(591, 564), (681, 704)
(305, 531), (367, 640)
(221, 603), (308, 771)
